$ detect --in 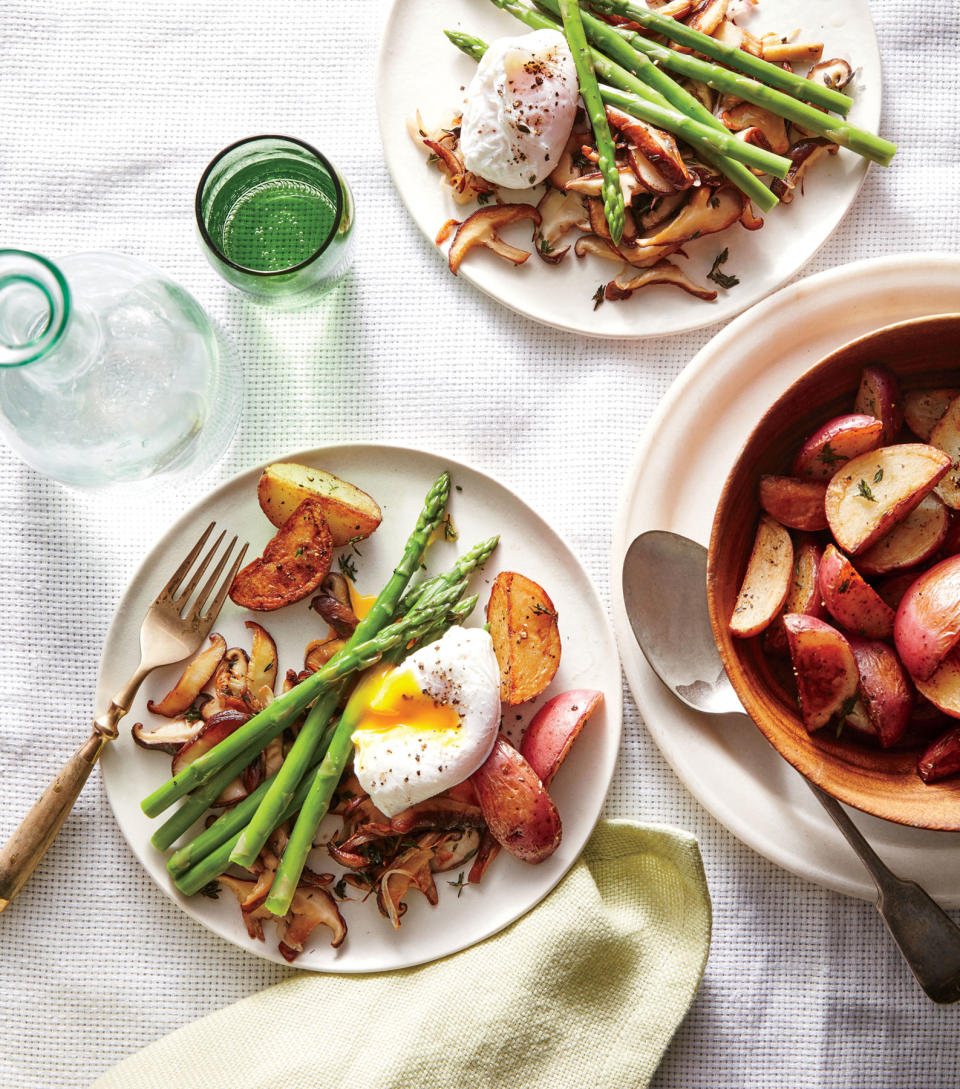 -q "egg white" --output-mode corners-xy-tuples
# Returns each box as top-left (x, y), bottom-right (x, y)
(350, 626), (501, 818)
(460, 29), (579, 189)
